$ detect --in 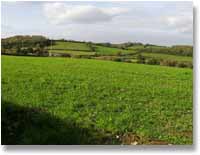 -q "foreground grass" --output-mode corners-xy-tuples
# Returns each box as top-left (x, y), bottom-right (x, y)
(2, 56), (192, 144)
